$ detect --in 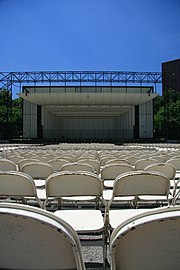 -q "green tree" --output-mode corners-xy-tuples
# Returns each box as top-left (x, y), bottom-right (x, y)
(164, 89), (180, 139)
(154, 90), (180, 140)
(0, 89), (22, 140)
(0, 89), (11, 139)
(154, 94), (164, 138)
(12, 97), (22, 138)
